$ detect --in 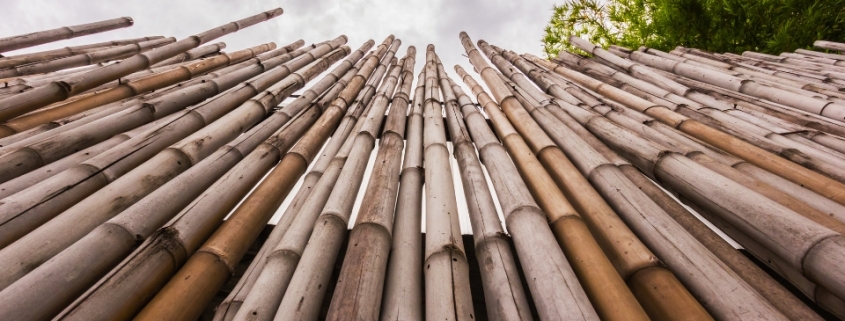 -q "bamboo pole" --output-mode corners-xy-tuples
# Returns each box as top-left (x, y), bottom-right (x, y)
(0, 43), (349, 289)
(0, 36), (165, 69)
(211, 51), (374, 321)
(380, 68), (425, 321)
(462, 33), (647, 321)
(0, 37), (177, 79)
(130, 36), (396, 321)
(0, 8), (284, 122)
(54, 39), (378, 321)
(324, 46), (415, 321)
(0, 17), (135, 53)
(151, 41), (227, 67)
(0, 42), (275, 138)
(814, 40), (845, 52)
